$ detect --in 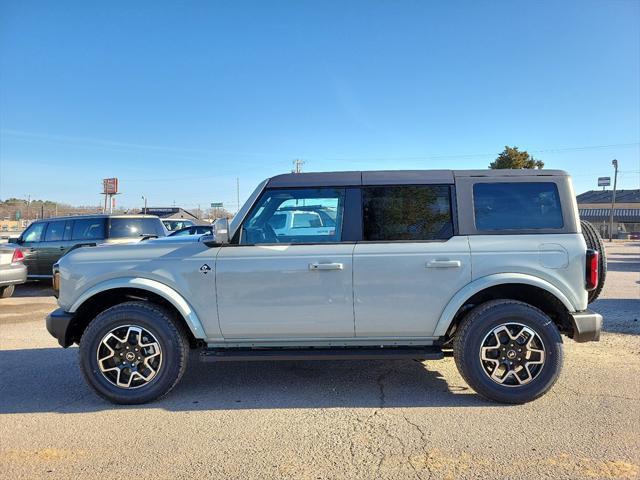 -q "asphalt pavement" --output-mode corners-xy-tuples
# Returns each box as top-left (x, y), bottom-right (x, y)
(0, 242), (638, 479)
